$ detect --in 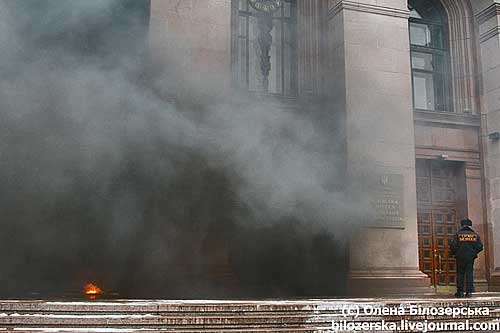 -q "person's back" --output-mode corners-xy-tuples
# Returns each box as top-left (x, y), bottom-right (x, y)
(450, 219), (483, 297)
